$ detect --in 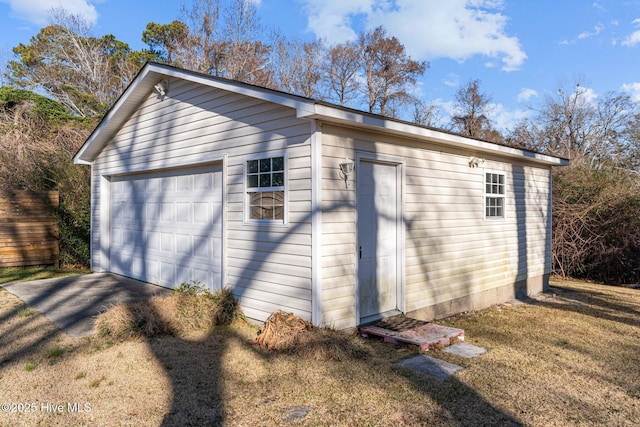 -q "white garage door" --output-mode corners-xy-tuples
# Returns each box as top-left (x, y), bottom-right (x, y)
(109, 165), (223, 291)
